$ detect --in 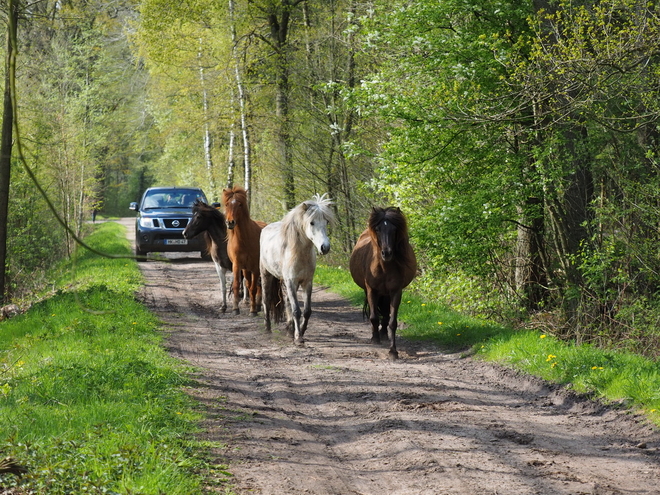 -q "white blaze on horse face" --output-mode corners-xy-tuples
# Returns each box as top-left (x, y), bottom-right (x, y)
(306, 216), (330, 255)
